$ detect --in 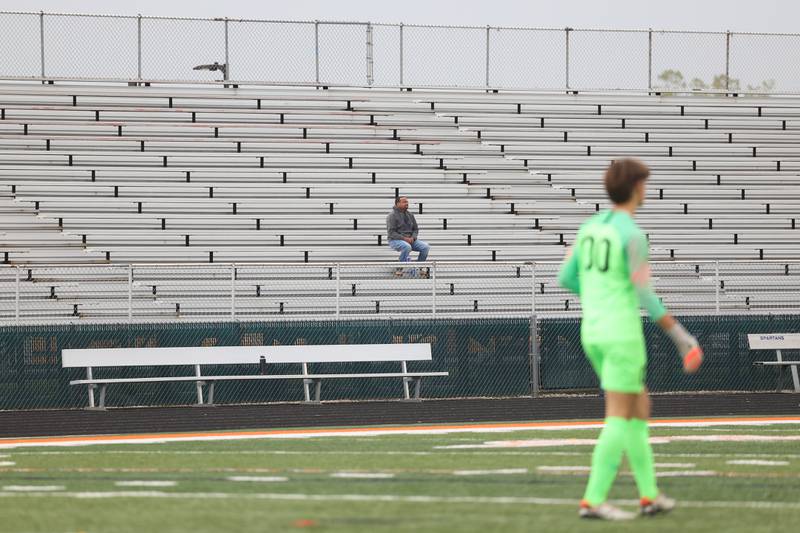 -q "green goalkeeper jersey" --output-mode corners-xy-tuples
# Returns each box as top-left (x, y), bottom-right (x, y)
(558, 209), (667, 343)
